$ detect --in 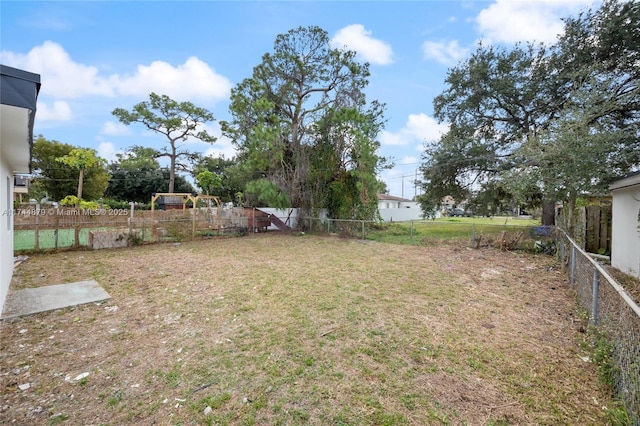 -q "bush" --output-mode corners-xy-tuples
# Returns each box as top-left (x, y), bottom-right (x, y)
(101, 198), (131, 210)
